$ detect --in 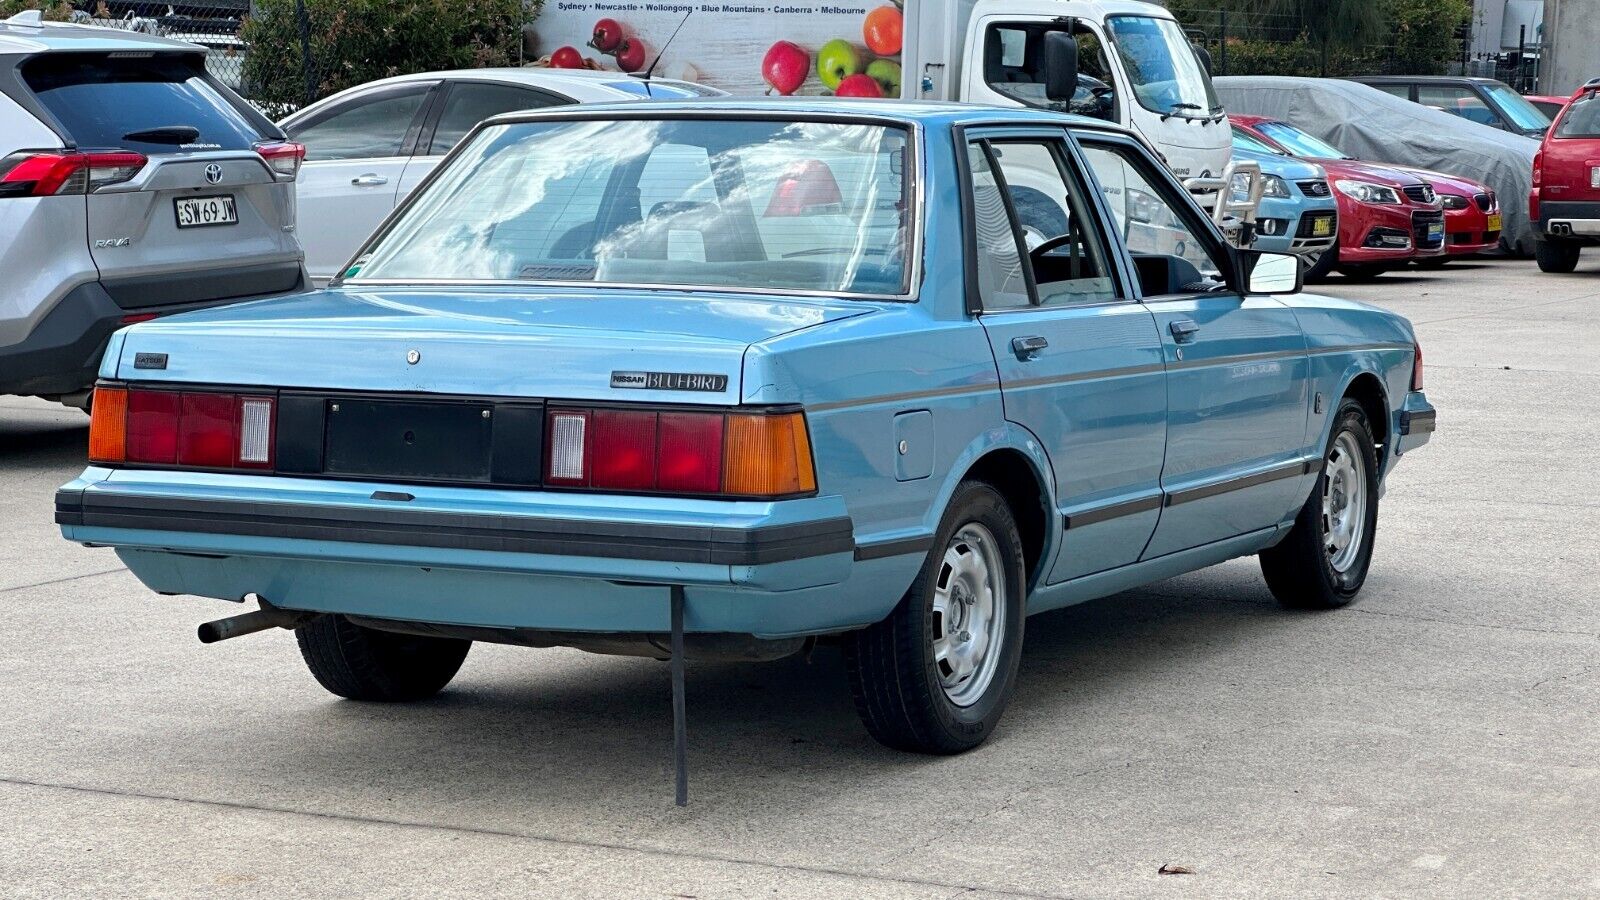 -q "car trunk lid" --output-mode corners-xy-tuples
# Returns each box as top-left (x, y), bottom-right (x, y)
(112, 286), (877, 403)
